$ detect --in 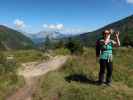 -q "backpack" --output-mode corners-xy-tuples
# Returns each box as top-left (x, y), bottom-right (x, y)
(96, 39), (100, 57)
